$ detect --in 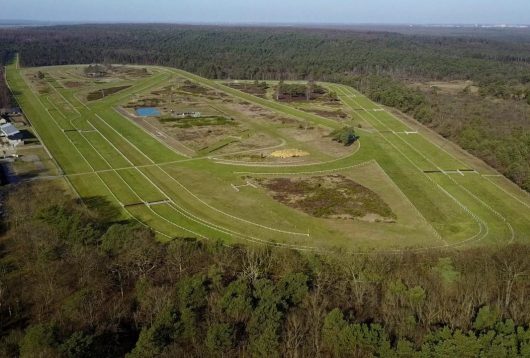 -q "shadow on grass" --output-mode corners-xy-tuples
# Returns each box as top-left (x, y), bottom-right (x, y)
(82, 196), (127, 224)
